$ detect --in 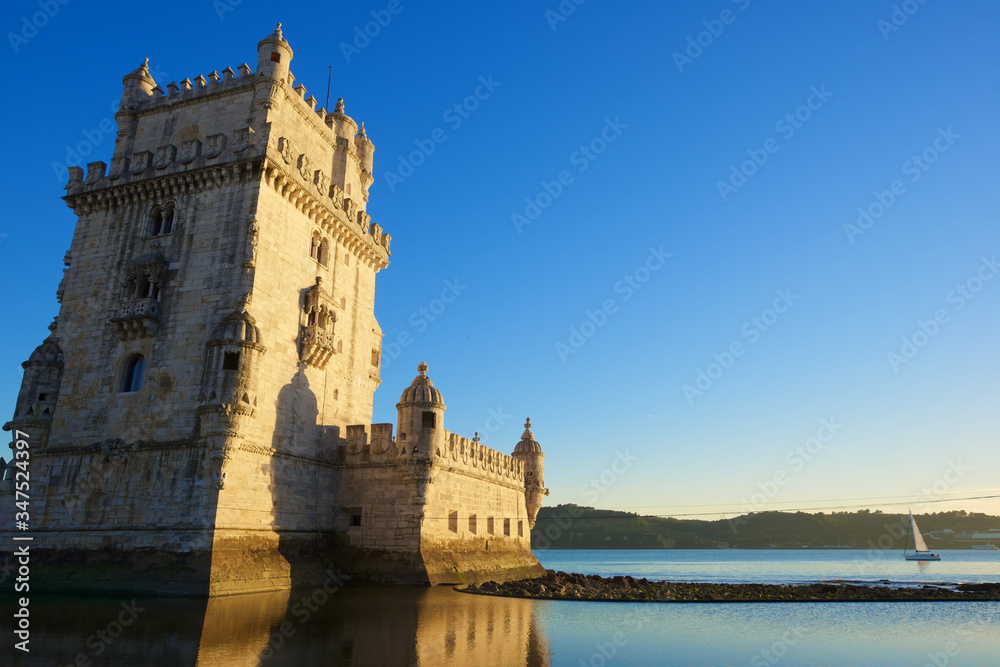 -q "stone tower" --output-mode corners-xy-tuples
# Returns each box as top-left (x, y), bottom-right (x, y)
(513, 418), (548, 528)
(396, 361), (446, 457)
(1, 24), (545, 593)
